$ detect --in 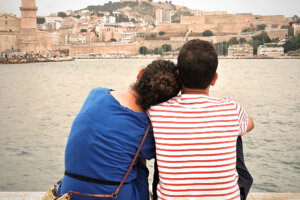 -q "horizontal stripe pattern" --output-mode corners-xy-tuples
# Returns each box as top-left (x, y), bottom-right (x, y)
(149, 94), (247, 200)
